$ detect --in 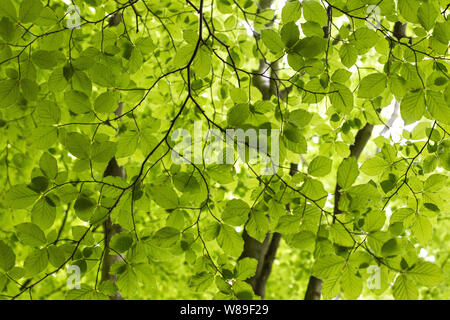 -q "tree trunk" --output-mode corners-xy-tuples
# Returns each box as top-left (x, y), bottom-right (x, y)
(239, 0), (282, 298)
(304, 123), (374, 300)
(100, 105), (126, 300)
(304, 276), (322, 300)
